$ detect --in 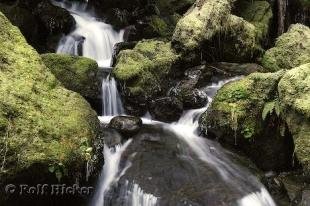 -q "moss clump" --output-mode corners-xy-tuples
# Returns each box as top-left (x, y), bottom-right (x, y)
(113, 39), (180, 98)
(0, 12), (100, 183)
(172, 0), (234, 51)
(262, 24), (310, 71)
(41, 53), (100, 99)
(278, 63), (310, 173)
